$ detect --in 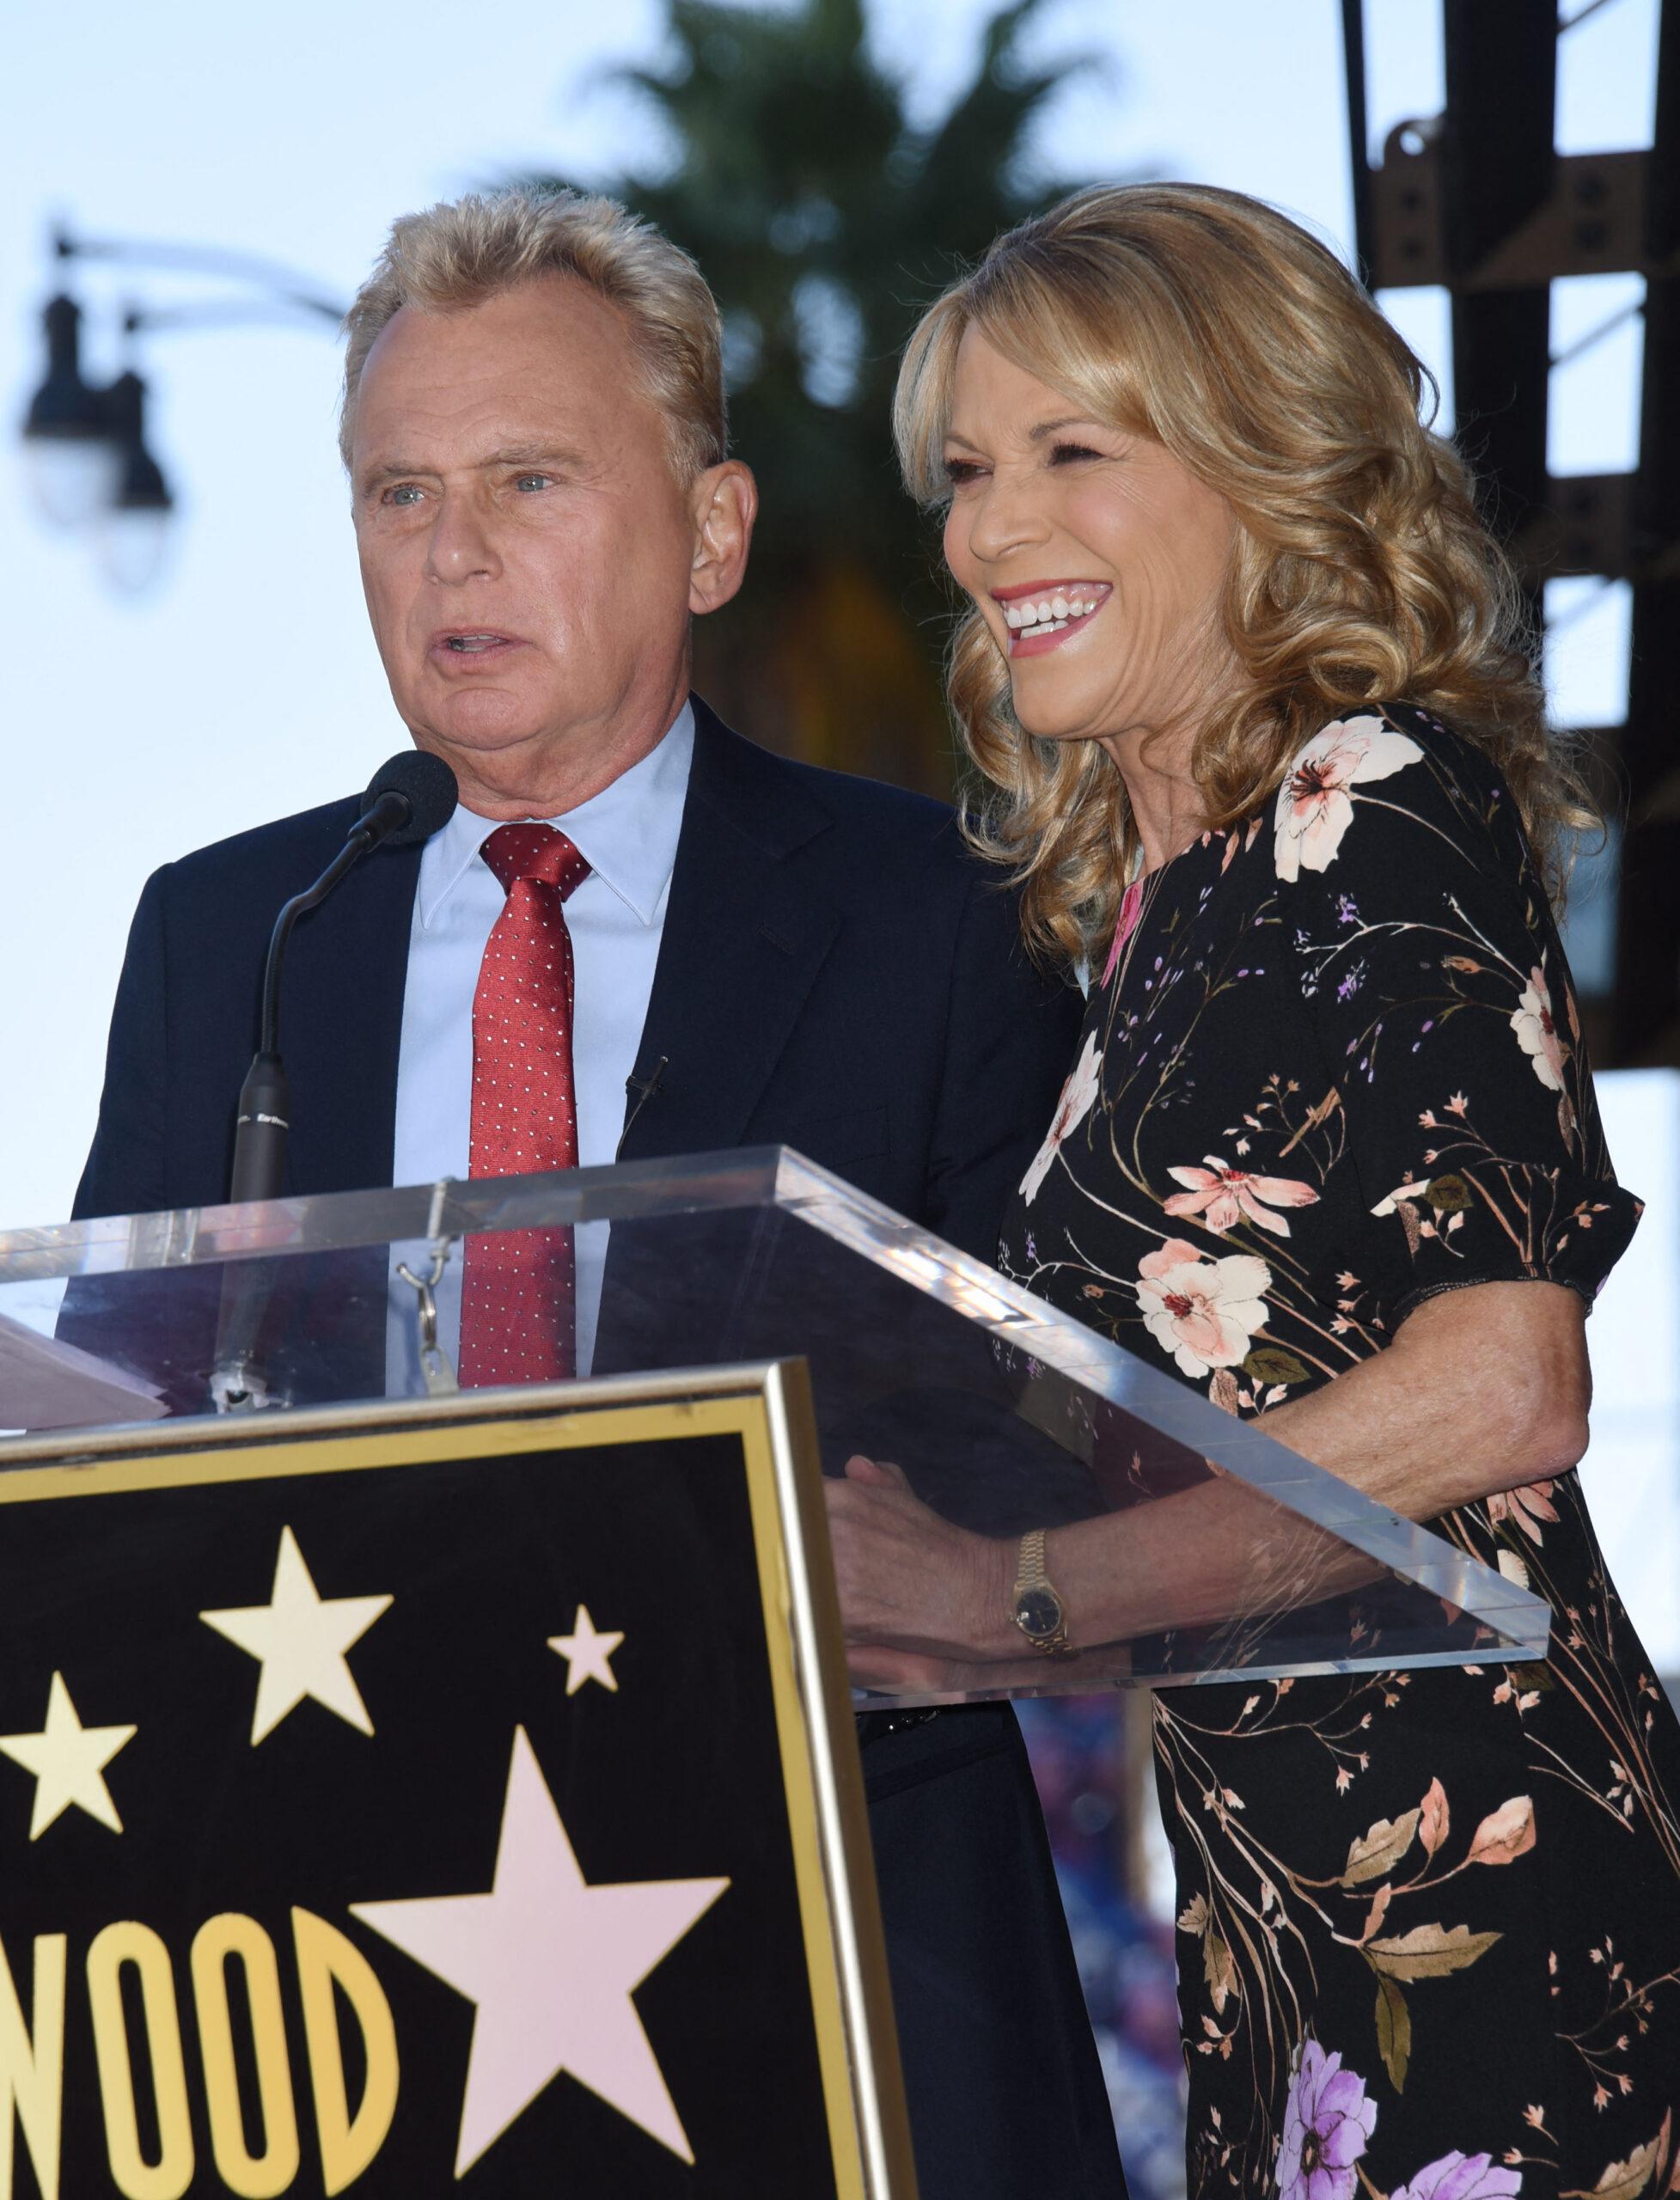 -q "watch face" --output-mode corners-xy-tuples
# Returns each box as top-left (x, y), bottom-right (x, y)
(1014, 1586), (1065, 1641)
